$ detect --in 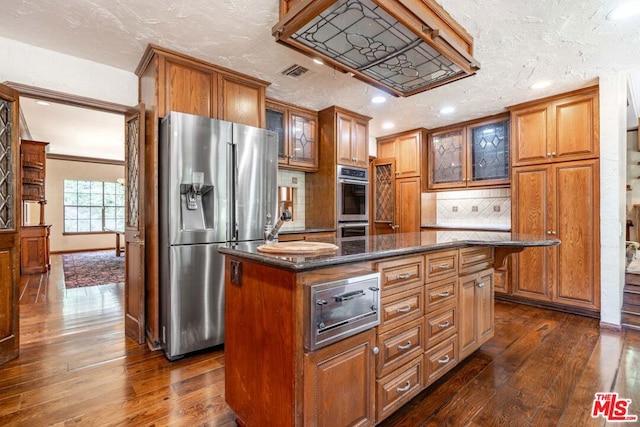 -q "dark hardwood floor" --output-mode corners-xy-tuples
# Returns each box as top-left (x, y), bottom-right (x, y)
(2, 254), (638, 426)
